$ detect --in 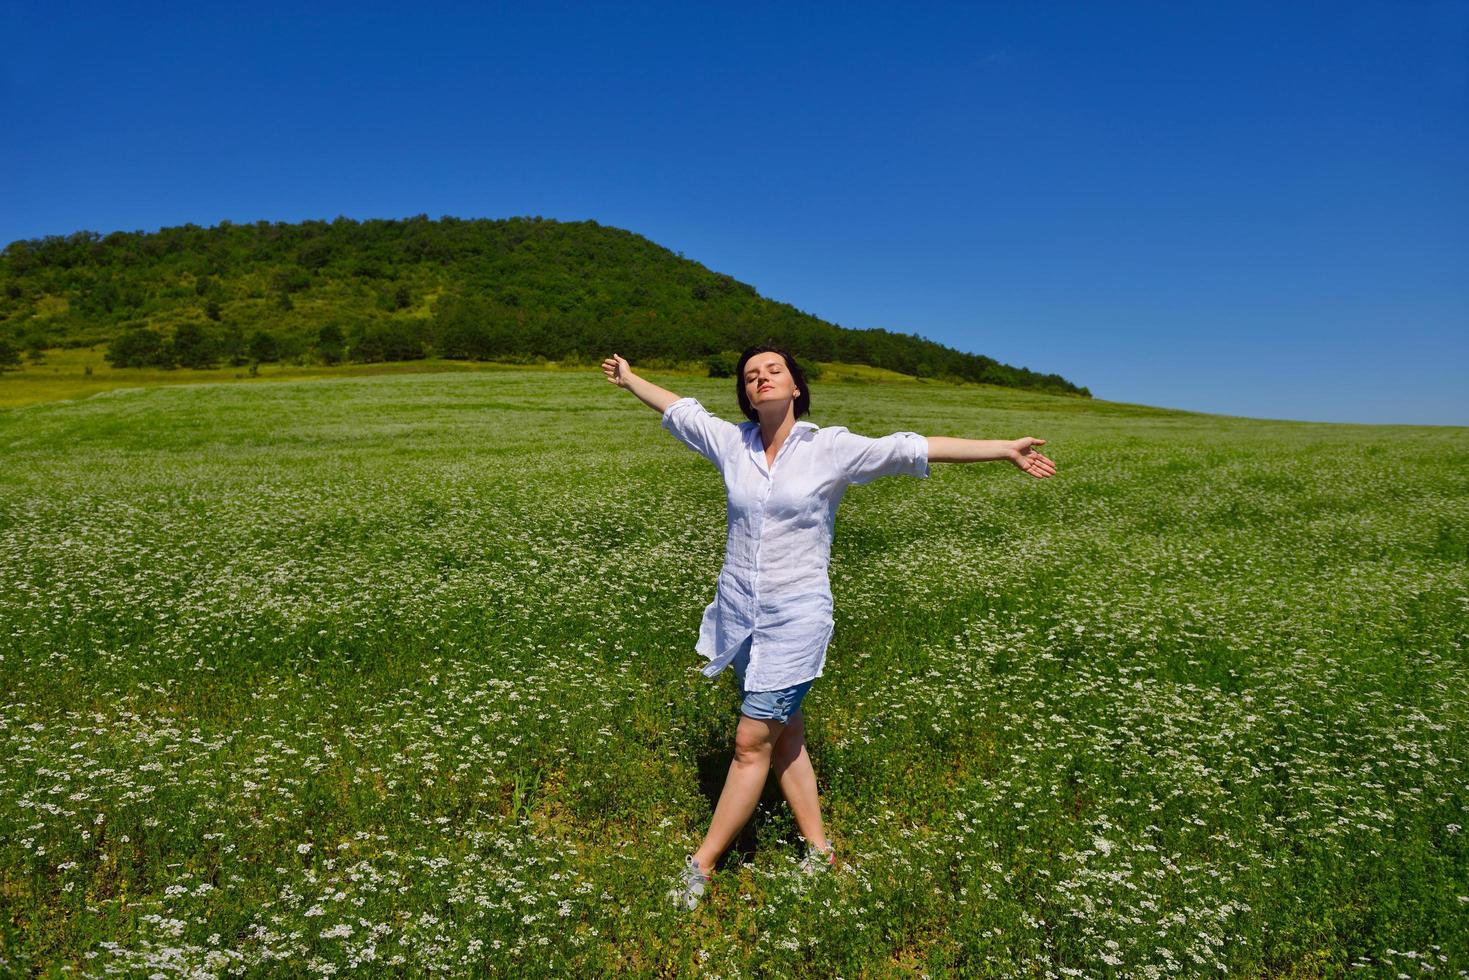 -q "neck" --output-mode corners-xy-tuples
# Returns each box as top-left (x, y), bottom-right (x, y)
(758, 409), (796, 449)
